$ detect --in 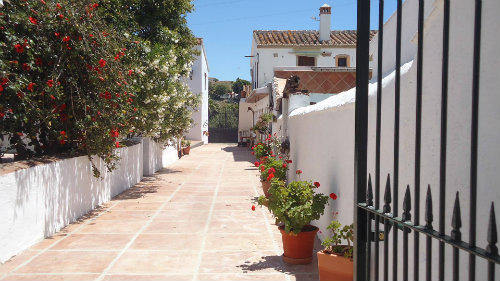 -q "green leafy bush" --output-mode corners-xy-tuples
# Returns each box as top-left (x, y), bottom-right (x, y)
(251, 142), (271, 159)
(258, 156), (287, 182)
(258, 180), (329, 235)
(321, 220), (354, 259)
